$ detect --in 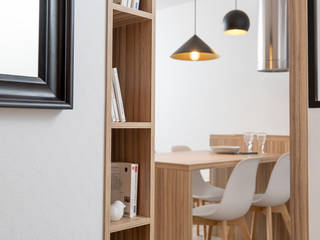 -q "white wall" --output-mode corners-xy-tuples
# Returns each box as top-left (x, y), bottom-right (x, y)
(155, 0), (289, 153)
(0, 1), (106, 239)
(308, 109), (320, 239)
